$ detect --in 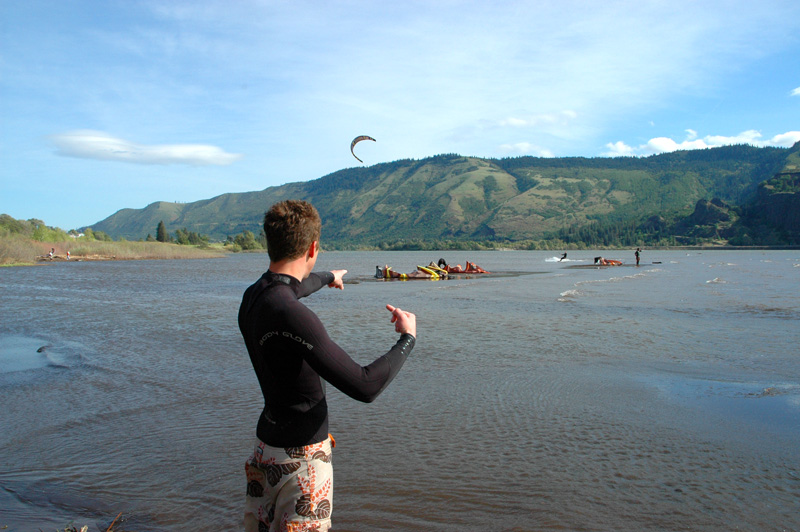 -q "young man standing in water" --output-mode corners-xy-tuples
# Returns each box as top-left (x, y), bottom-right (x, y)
(238, 200), (417, 532)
